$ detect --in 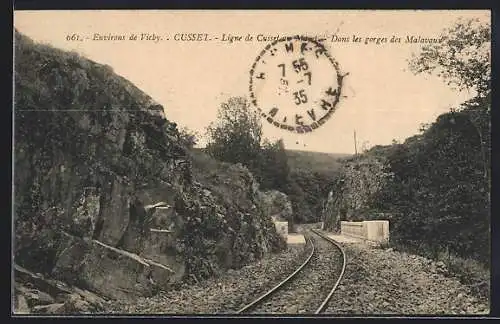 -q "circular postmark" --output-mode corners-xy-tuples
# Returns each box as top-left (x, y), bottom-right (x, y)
(249, 35), (345, 133)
